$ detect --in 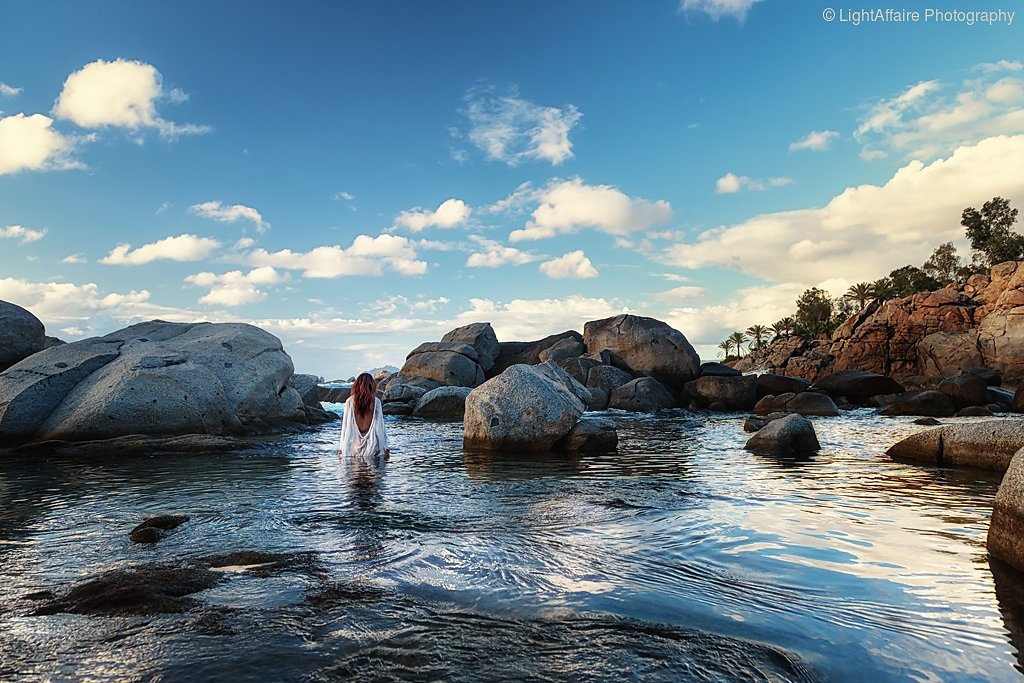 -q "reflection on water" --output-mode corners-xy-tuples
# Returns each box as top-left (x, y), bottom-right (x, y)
(1, 409), (1023, 681)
